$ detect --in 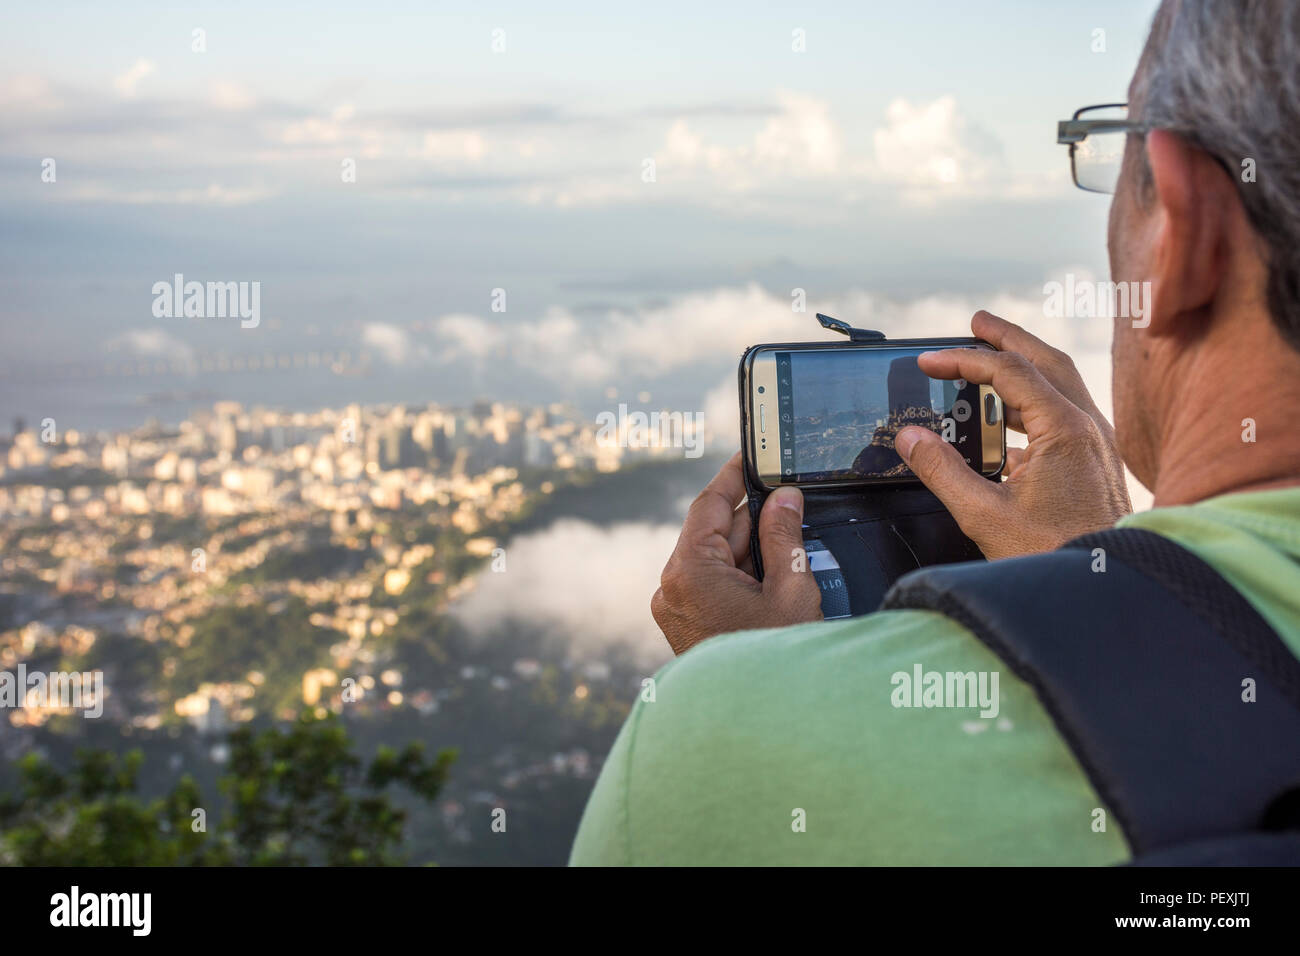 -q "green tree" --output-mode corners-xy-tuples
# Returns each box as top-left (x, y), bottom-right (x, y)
(0, 711), (455, 866)
(0, 749), (208, 866)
